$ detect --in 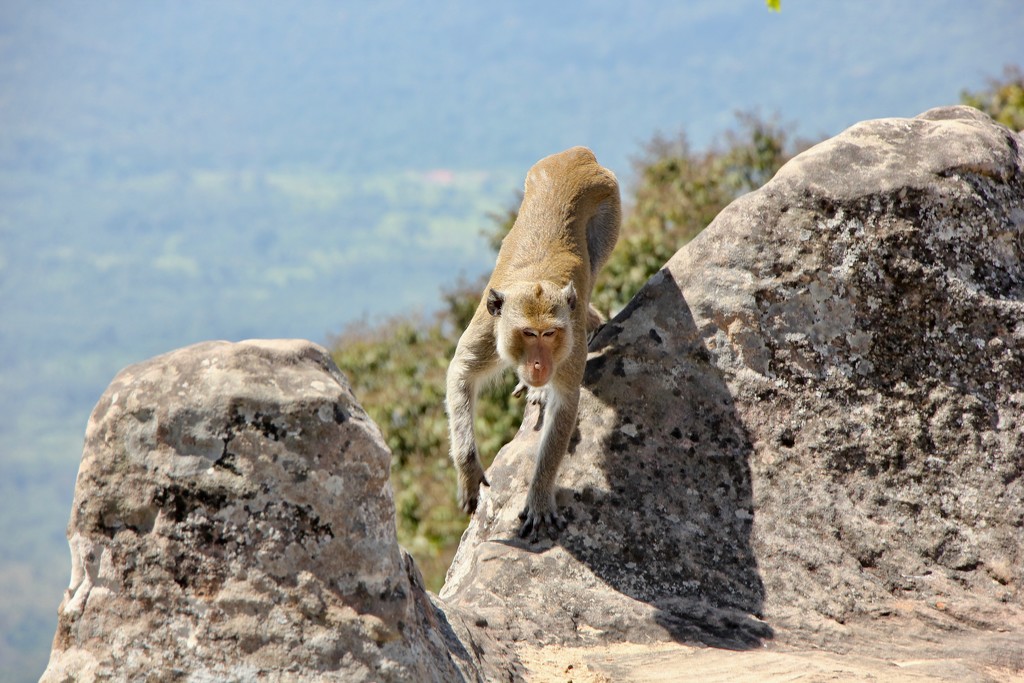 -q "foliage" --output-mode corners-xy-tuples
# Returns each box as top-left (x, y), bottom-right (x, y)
(331, 113), (799, 591)
(961, 65), (1024, 131)
(593, 113), (797, 315)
